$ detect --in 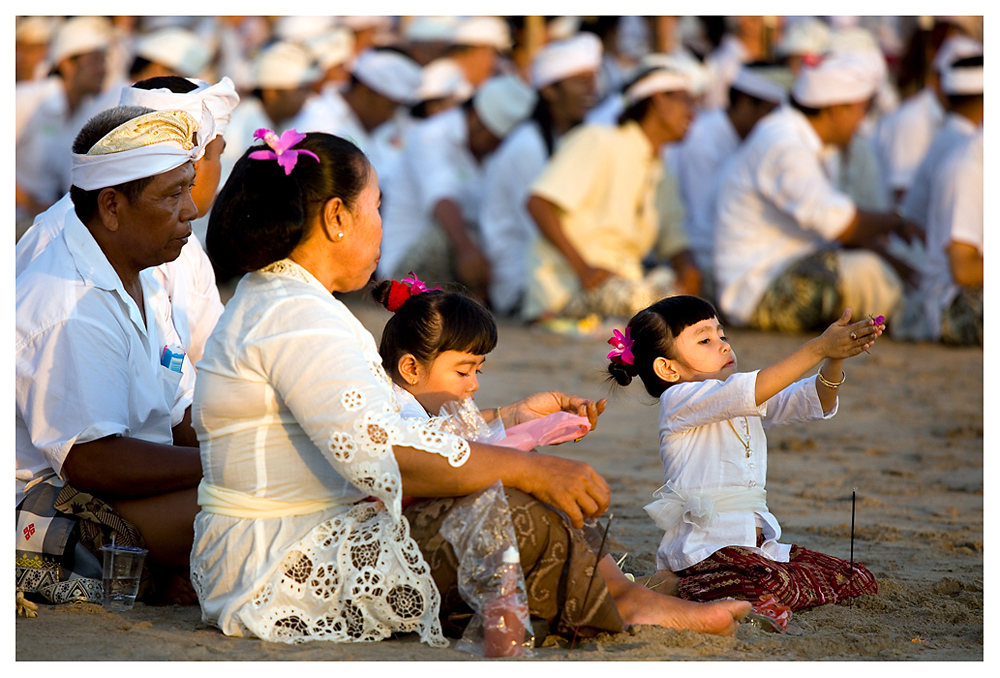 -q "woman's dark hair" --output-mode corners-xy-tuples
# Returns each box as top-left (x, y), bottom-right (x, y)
(371, 280), (498, 379)
(607, 295), (719, 398)
(206, 132), (370, 275)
